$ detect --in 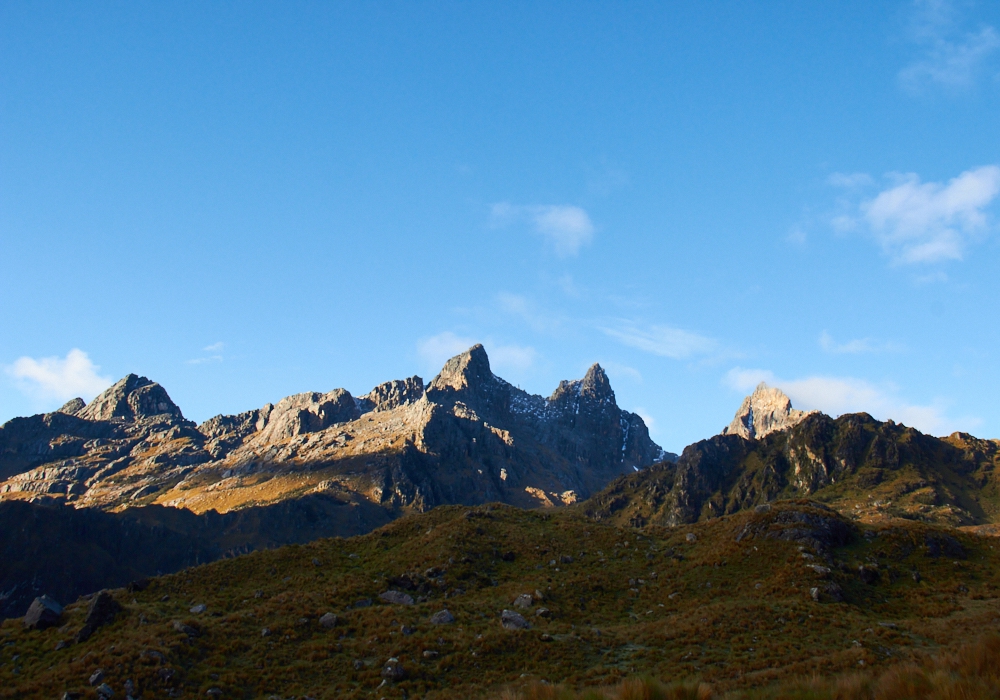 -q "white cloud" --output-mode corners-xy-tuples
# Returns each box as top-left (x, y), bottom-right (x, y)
(188, 341), (225, 365)
(496, 292), (560, 333)
(416, 332), (537, 375)
(600, 321), (717, 360)
(491, 202), (595, 256)
(203, 341), (225, 352)
(724, 366), (965, 436)
(819, 331), (902, 355)
(835, 165), (1000, 264)
(6, 348), (112, 404)
(899, 0), (1000, 91)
